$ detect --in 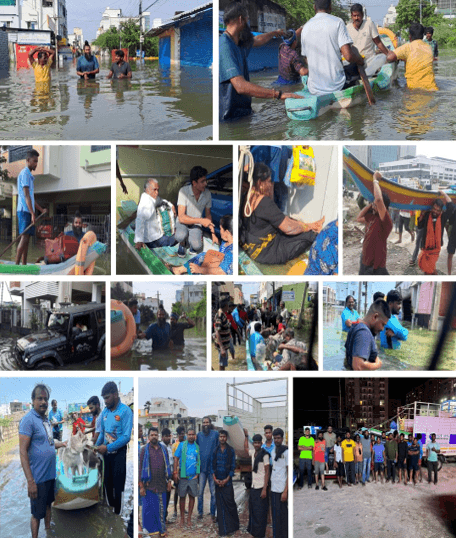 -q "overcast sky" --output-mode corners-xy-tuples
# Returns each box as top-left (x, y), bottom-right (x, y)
(138, 377), (288, 416)
(130, 281), (205, 313)
(68, 0), (206, 41)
